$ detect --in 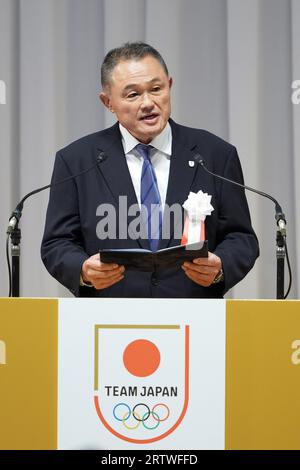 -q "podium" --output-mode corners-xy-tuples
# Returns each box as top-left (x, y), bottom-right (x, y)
(0, 298), (299, 450)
